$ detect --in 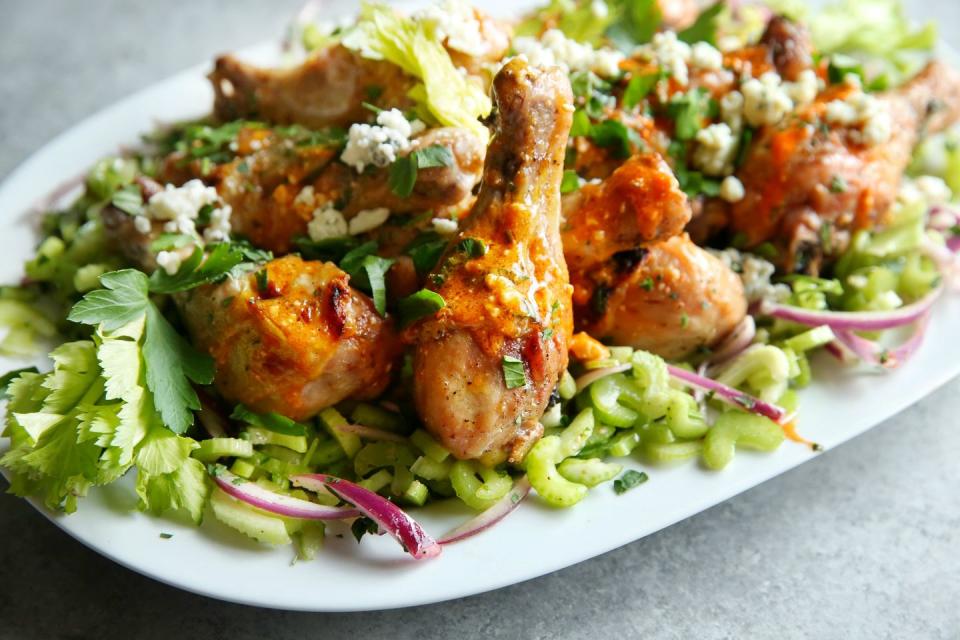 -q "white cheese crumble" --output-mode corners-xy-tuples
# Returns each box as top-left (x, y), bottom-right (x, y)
(741, 72), (794, 127)
(712, 248), (790, 304)
(156, 251), (183, 276)
(636, 31), (691, 86)
(720, 90), (745, 132)
(294, 185), (317, 209)
(784, 69), (820, 107)
(340, 109), (426, 173)
(512, 29), (624, 79)
(203, 205), (233, 243)
(133, 216), (152, 234)
(307, 202), (348, 241)
(720, 175), (746, 203)
(693, 123), (738, 176)
(824, 90), (892, 146)
(146, 179), (219, 222)
(414, 0), (487, 57)
(901, 175), (953, 209)
(431, 217), (459, 235)
(348, 207), (390, 235)
(690, 42), (723, 71)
